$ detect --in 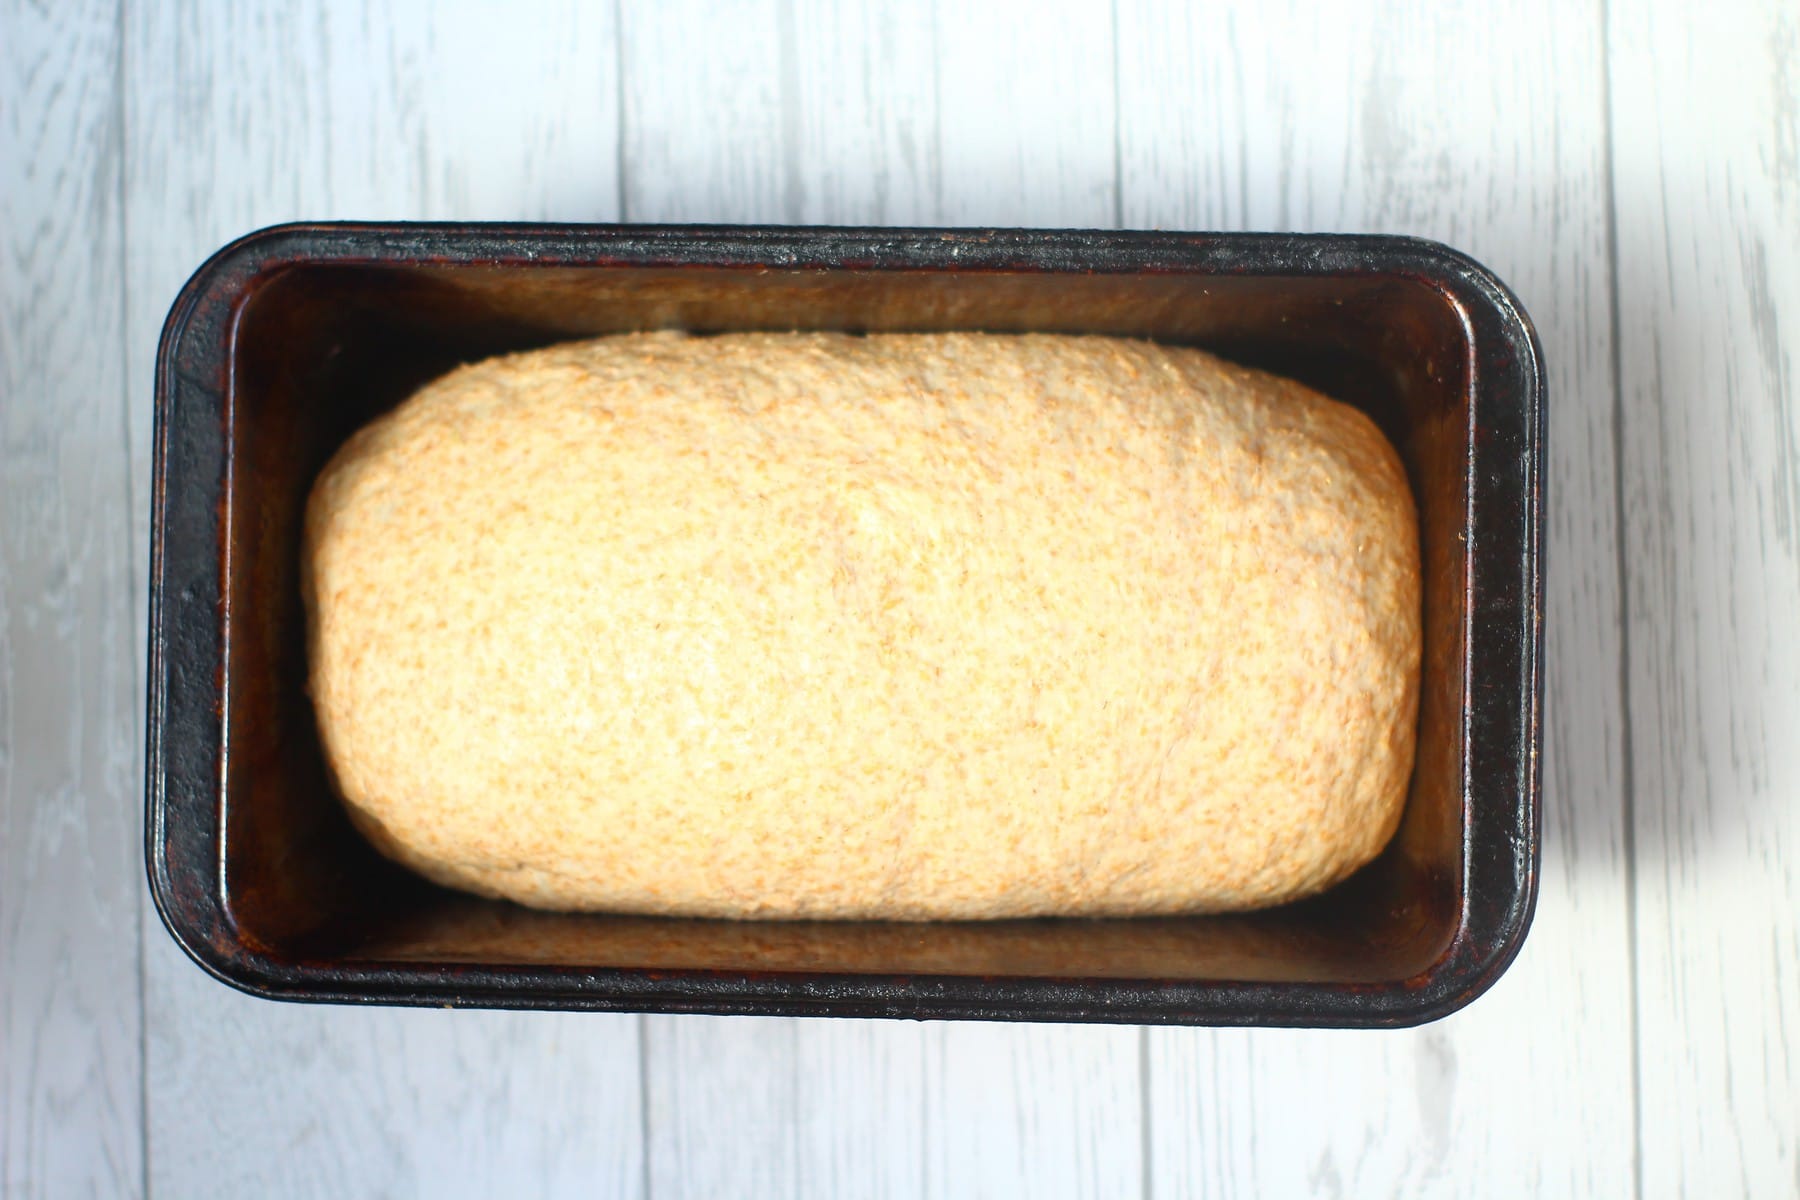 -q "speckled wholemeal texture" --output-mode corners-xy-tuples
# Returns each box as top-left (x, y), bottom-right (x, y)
(303, 331), (1420, 919)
